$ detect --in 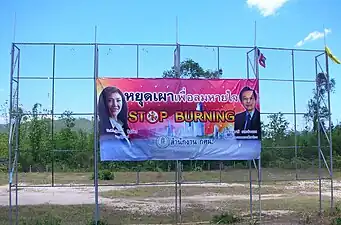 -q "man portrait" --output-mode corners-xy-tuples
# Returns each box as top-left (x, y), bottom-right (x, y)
(234, 86), (261, 139)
